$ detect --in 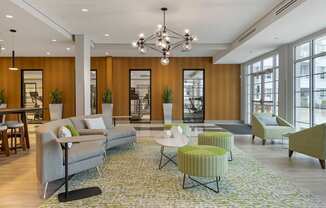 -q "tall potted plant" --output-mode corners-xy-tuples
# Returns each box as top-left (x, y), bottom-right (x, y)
(49, 89), (63, 120)
(0, 89), (6, 109)
(162, 87), (173, 124)
(102, 88), (113, 117)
